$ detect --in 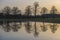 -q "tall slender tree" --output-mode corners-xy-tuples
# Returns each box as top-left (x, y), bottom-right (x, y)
(34, 2), (39, 37)
(34, 2), (39, 16)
